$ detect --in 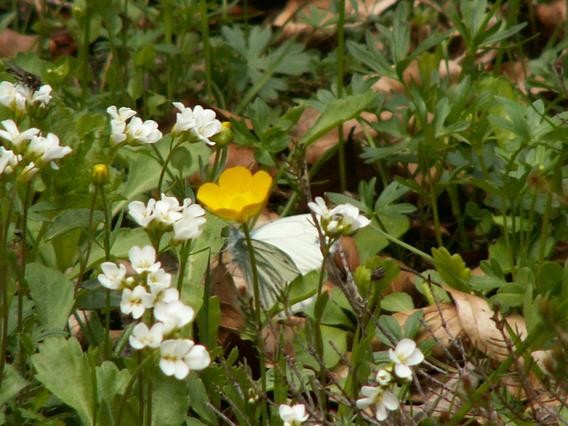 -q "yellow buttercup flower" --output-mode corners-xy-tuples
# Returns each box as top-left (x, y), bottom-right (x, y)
(197, 166), (272, 223)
